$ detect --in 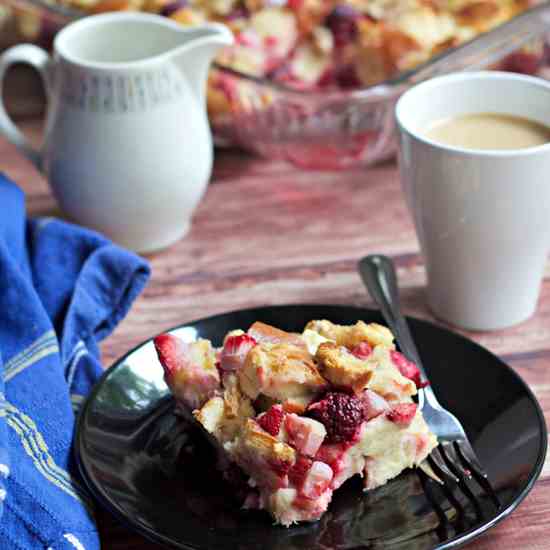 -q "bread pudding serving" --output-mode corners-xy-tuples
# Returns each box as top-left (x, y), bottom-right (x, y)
(20, 0), (534, 91)
(154, 319), (437, 526)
